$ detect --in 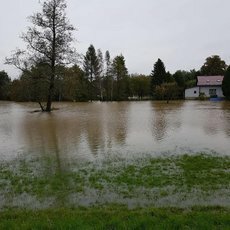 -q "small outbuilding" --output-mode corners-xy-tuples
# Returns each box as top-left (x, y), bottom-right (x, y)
(185, 86), (199, 99)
